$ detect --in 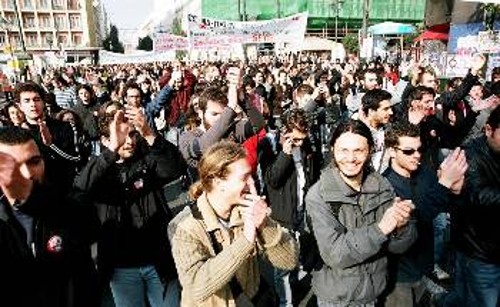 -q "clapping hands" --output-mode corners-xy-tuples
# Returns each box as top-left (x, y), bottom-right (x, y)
(239, 178), (269, 243)
(439, 147), (468, 194)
